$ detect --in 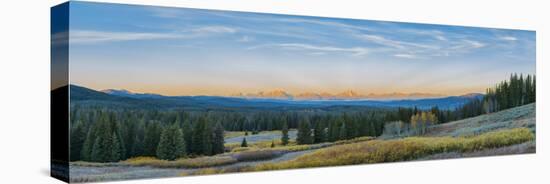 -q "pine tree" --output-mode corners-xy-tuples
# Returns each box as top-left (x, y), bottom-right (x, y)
(192, 117), (207, 155)
(338, 122), (347, 140)
(203, 120), (213, 155)
(80, 127), (96, 161)
(130, 120), (145, 157)
(111, 133), (122, 162)
(241, 137), (248, 147)
(281, 122), (289, 145)
(313, 120), (326, 143)
(181, 120), (193, 154)
(212, 122), (225, 155)
(156, 124), (186, 160)
(131, 134), (144, 157)
(271, 140), (276, 148)
(328, 121), (339, 142)
(297, 117), (313, 144)
(70, 120), (87, 161)
(90, 114), (116, 162)
(143, 122), (162, 156)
